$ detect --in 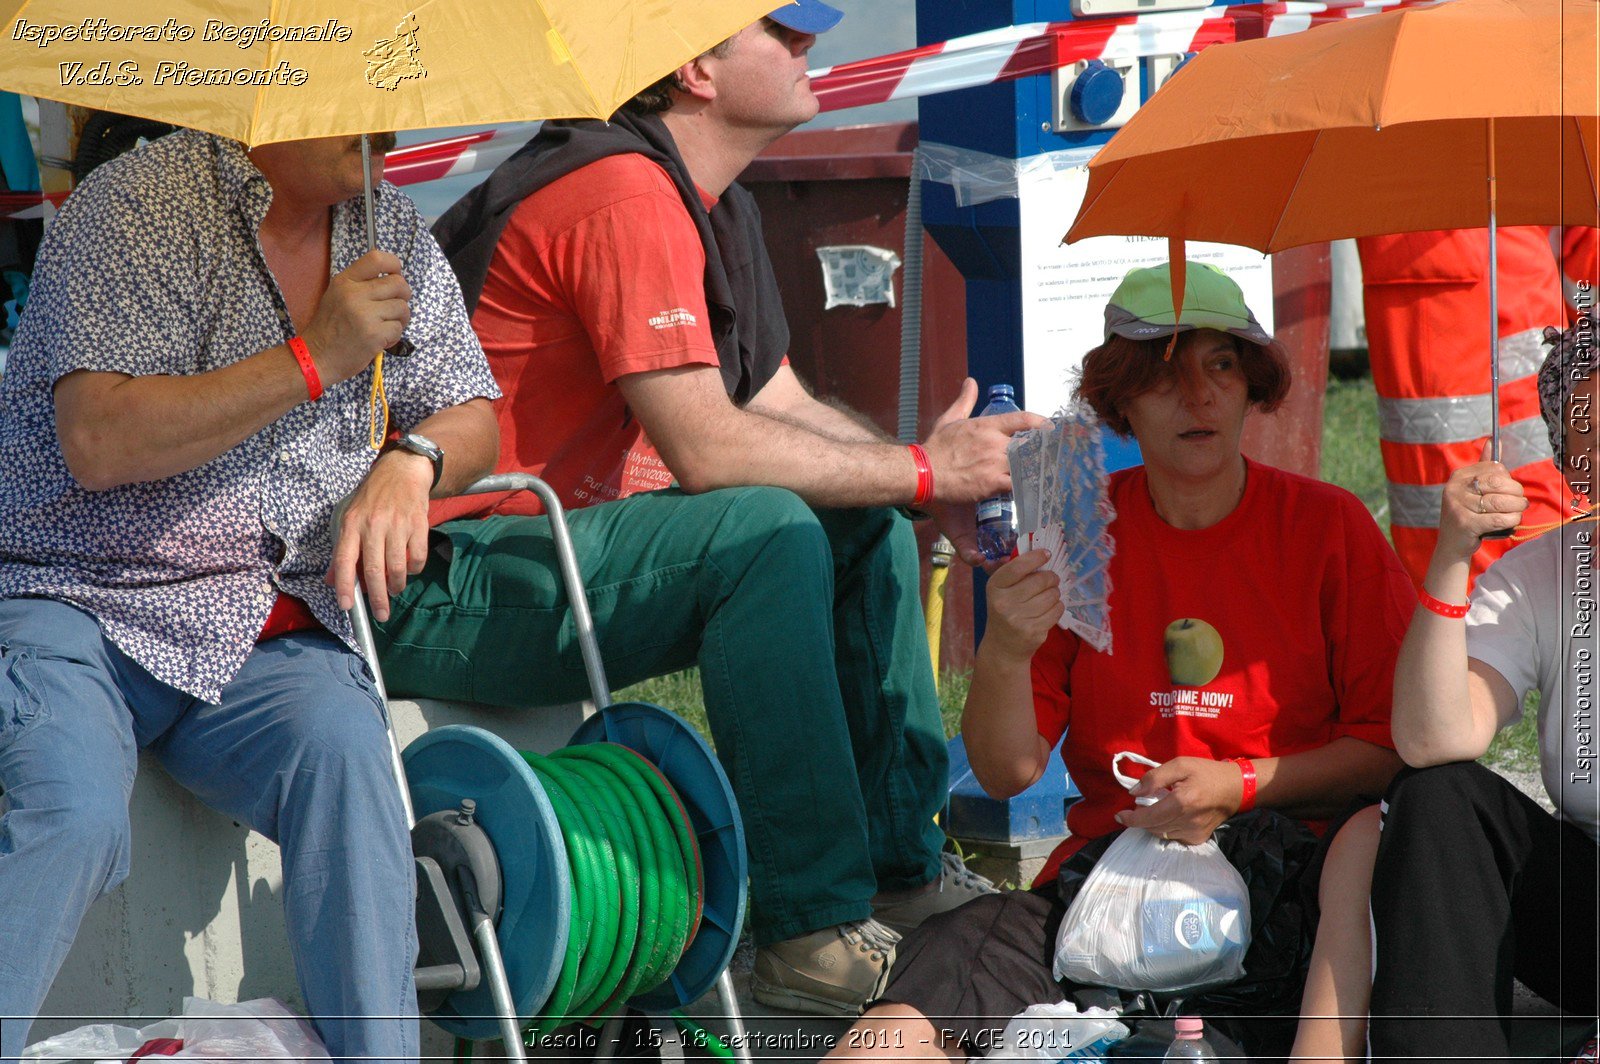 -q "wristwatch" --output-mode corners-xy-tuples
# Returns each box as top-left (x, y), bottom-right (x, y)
(388, 432), (444, 490)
